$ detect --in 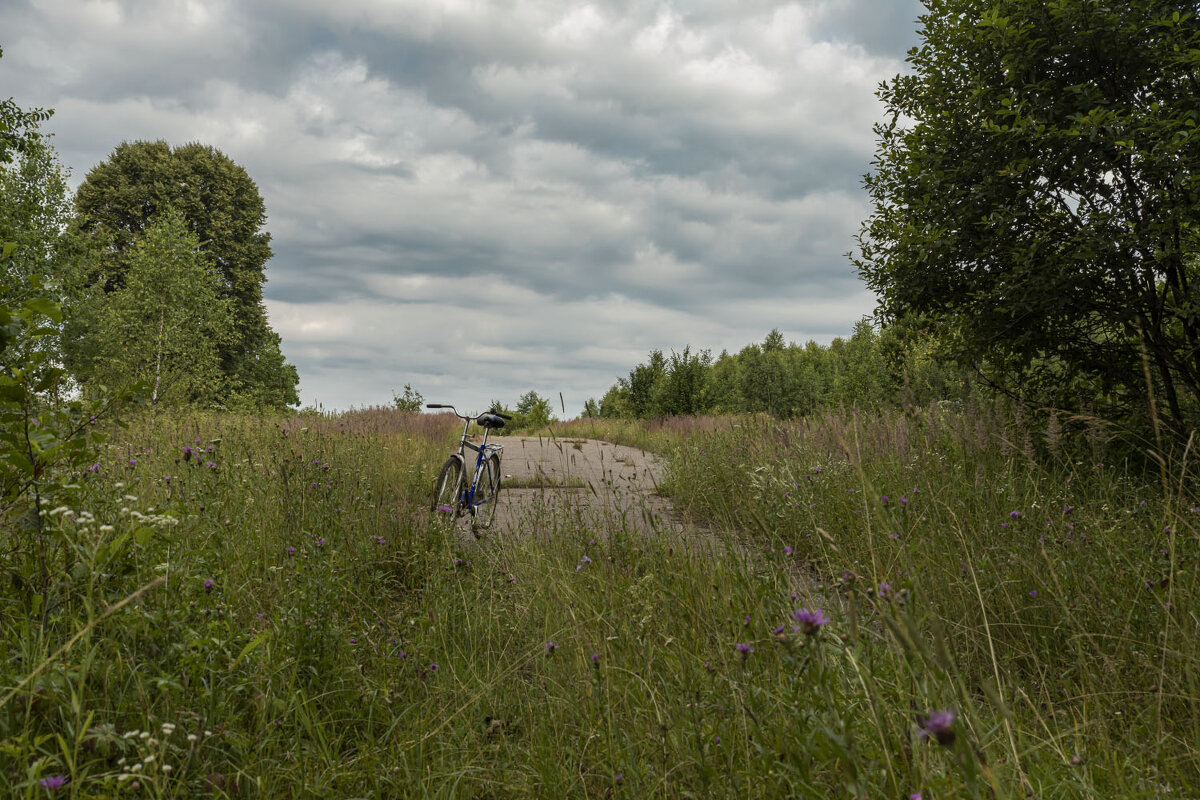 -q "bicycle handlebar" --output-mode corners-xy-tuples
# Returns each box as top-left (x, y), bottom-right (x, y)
(425, 403), (513, 421)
